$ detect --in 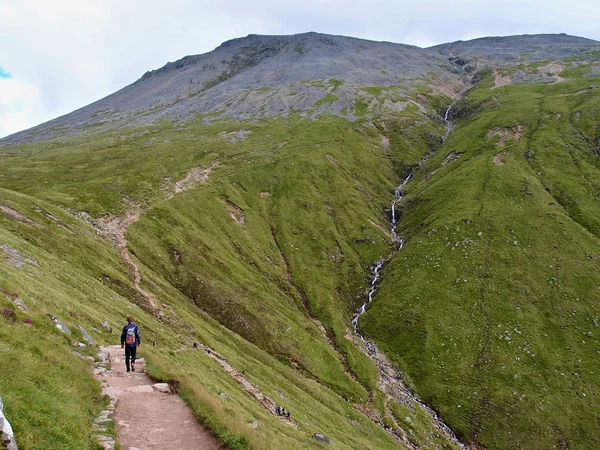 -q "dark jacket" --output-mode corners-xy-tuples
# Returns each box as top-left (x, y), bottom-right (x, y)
(121, 323), (141, 346)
